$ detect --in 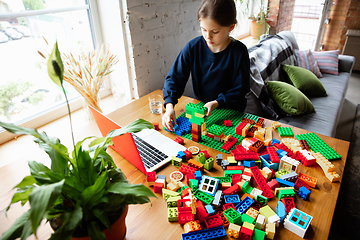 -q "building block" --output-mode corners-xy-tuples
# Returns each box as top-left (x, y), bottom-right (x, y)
(212, 190), (223, 209)
(181, 226), (226, 240)
(205, 204), (216, 215)
(171, 156), (182, 167)
(260, 154), (279, 171)
(228, 223), (241, 238)
(297, 149), (316, 166)
(168, 207), (178, 222)
(298, 172), (317, 188)
(294, 179), (310, 191)
(188, 159), (204, 172)
(239, 222), (254, 240)
(162, 188), (180, 201)
(259, 205), (276, 222)
(221, 137), (238, 151)
(179, 165), (197, 175)
(222, 184), (239, 195)
(245, 207), (259, 221)
(188, 179), (199, 191)
(194, 189), (214, 205)
(280, 172), (298, 182)
(204, 214), (223, 229)
(276, 178), (295, 188)
(255, 117), (265, 127)
(250, 166), (274, 198)
(216, 209), (230, 227)
(223, 207), (242, 225)
(254, 127), (265, 142)
(153, 181), (164, 193)
(275, 187), (295, 200)
(278, 127), (294, 137)
(276, 201), (287, 222)
(248, 126), (258, 137)
(216, 154), (223, 165)
(183, 220), (201, 233)
(235, 196), (254, 215)
(177, 151), (187, 162)
(275, 169), (289, 179)
(284, 208), (313, 238)
(298, 186), (311, 200)
(196, 200), (209, 223)
(146, 171), (156, 182)
(199, 176), (219, 196)
(267, 146), (280, 163)
(312, 151), (340, 182)
(281, 197), (296, 213)
(255, 214), (266, 230)
(223, 203), (236, 211)
(224, 195), (241, 205)
(281, 138), (302, 152)
(296, 132), (341, 161)
(253, 228), (266, 240)
(224, 119), (233, 127)
(178, 210), (194, 224)
(265, 222), (276, 239)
